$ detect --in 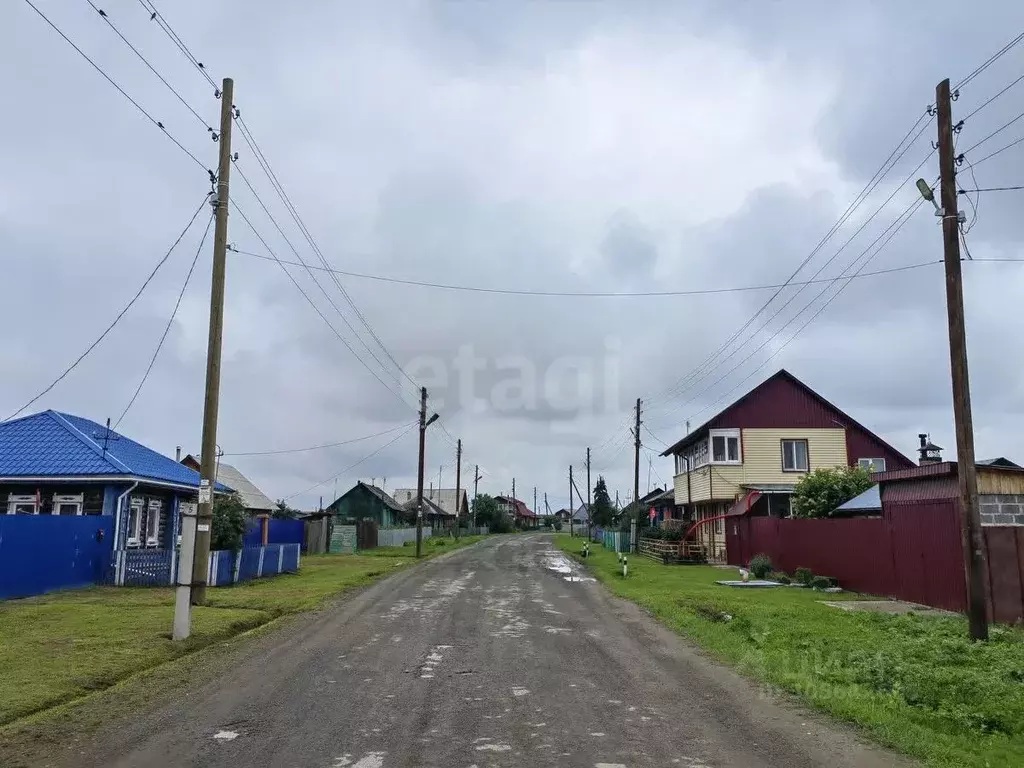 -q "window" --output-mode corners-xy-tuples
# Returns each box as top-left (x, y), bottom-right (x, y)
(709, 429), (741, 464)
(127, 499), (143, 547)
(146, 500), (163, 547)
(53, 494), (83, 516)
(782, 439), (809, 472)
(858, 457), (886, 473)
(6, 494), (38, 515)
